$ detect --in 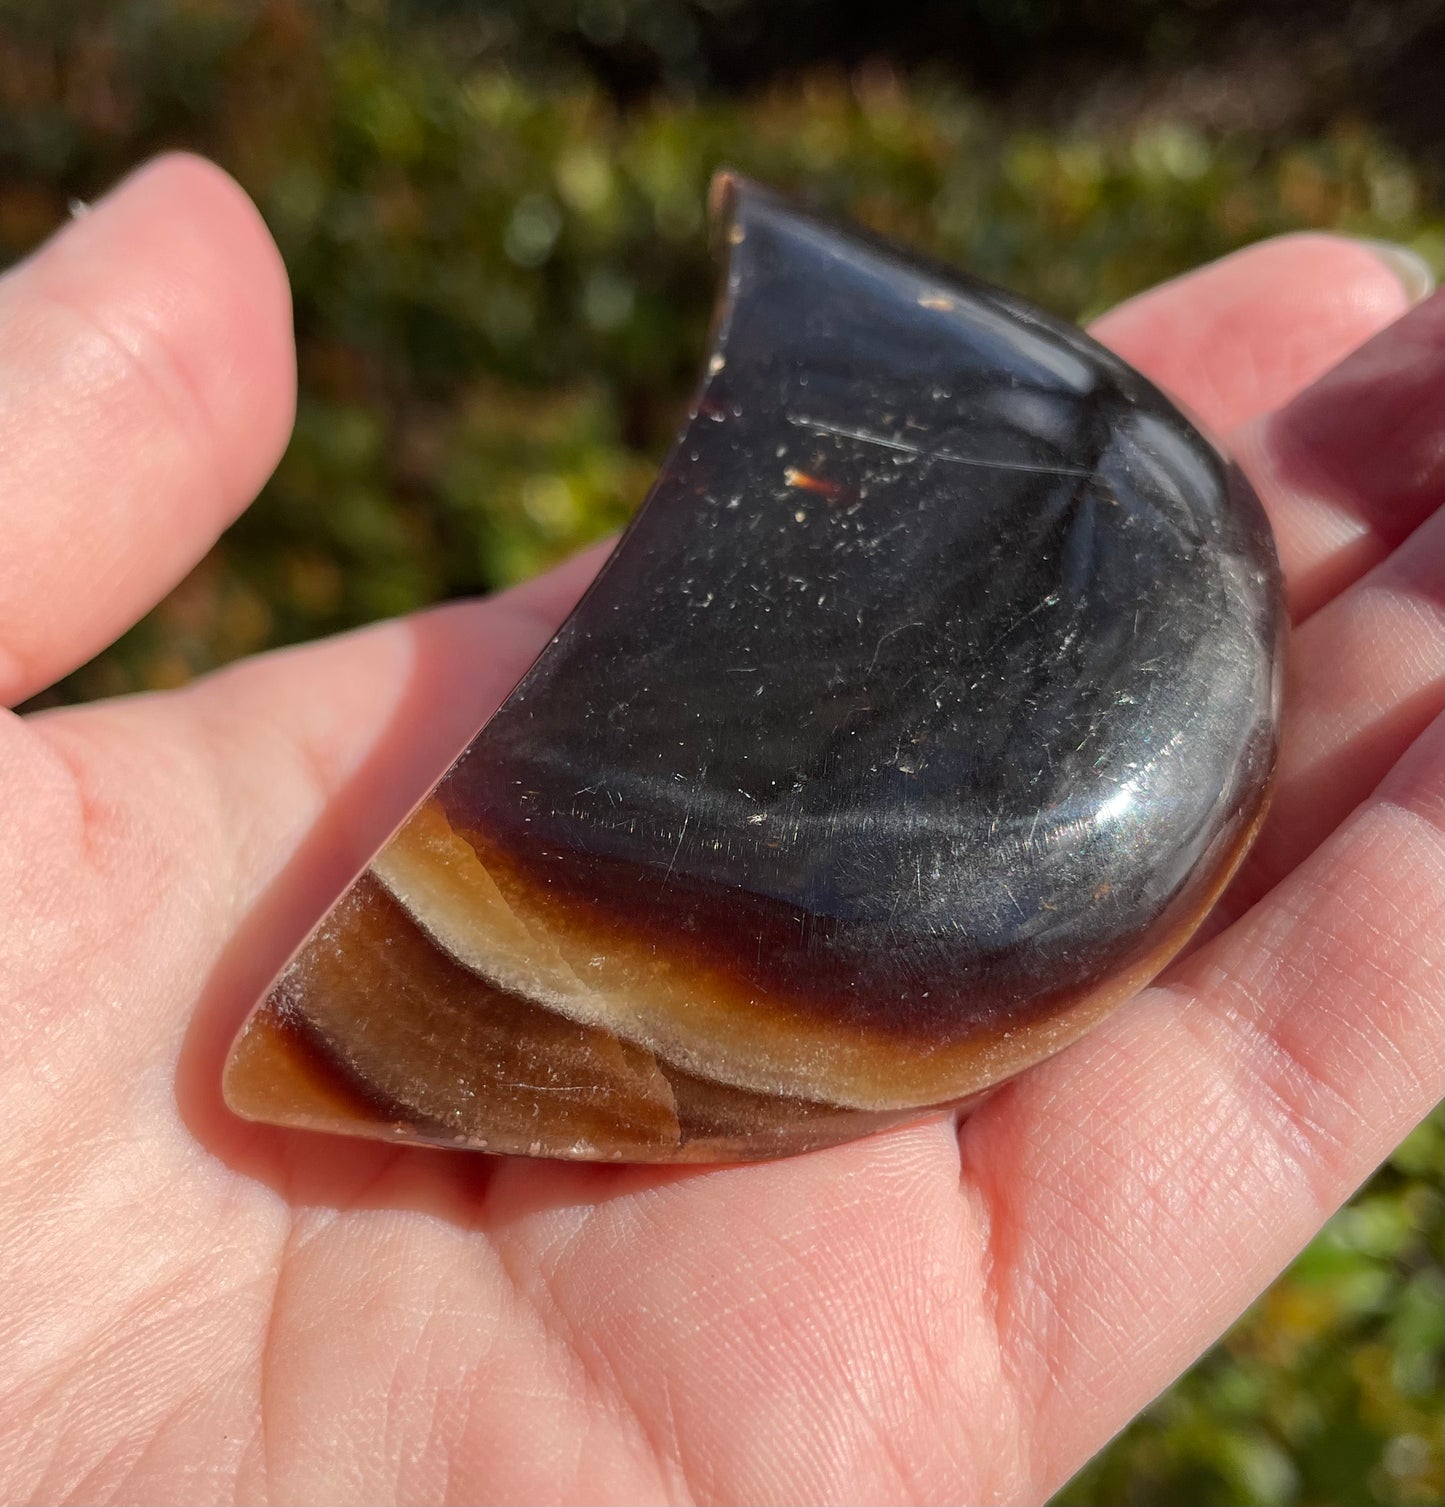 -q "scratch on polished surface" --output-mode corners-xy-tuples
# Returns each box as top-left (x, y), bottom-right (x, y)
(787, 413), (1095, 479)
